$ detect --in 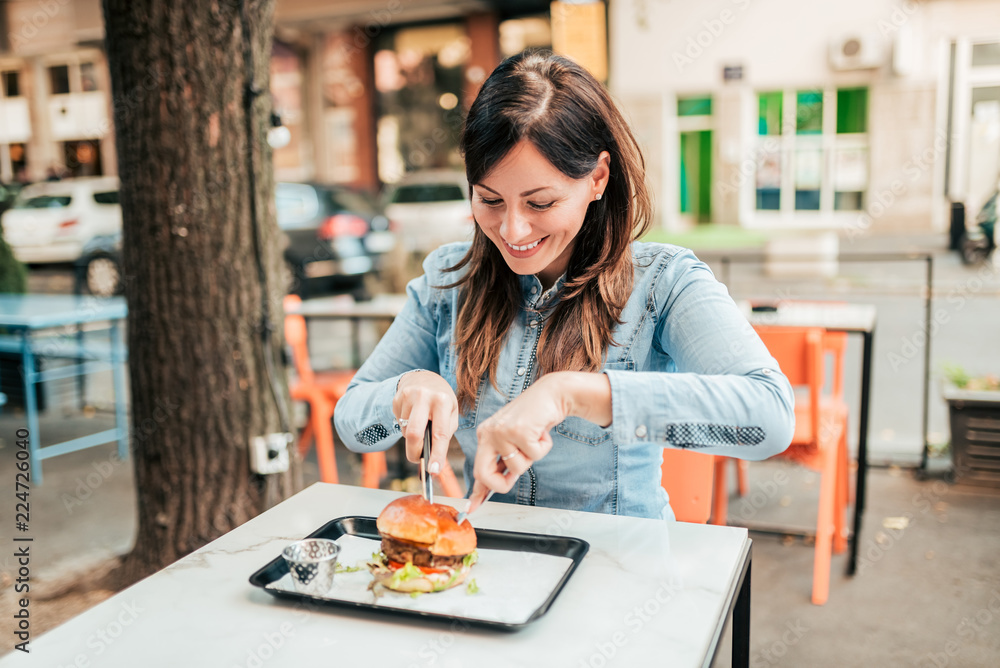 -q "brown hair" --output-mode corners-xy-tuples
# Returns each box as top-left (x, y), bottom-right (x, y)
(447, 51), (652, 411)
